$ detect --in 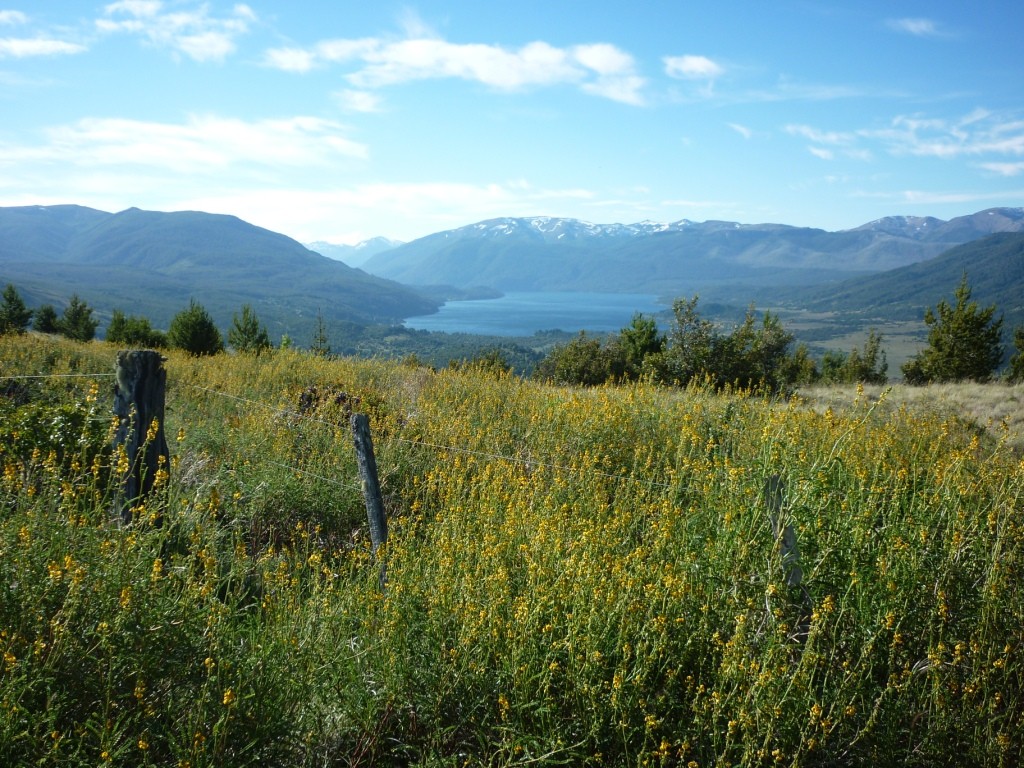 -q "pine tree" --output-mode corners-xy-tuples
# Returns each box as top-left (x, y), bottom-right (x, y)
(311, 309), (331, 357)
(228, 304), (271, 355)
(0, 284), (33, 335)
(168, 300), (224, 356)
(1007, 326), (1024, 383)
(57, 294), (98, 342)
(32, 304), (59, 334)
(901, 275), (1003, 383)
